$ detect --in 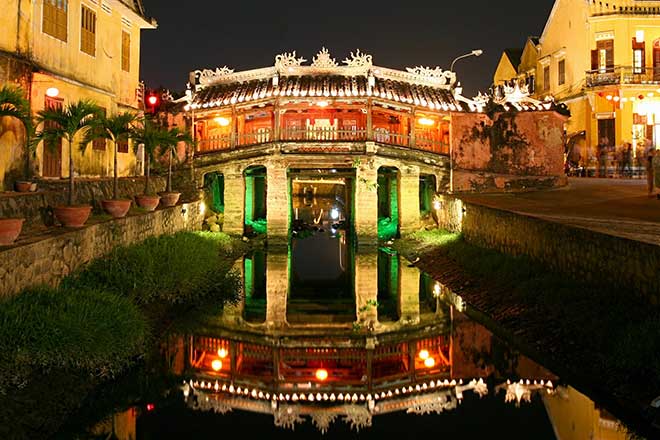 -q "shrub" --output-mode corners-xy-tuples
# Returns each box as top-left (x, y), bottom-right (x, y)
(64, 232), (240, 305)
(0, 287), (148, 390)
